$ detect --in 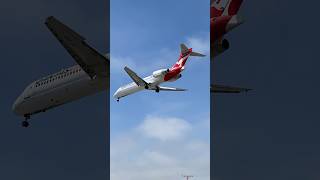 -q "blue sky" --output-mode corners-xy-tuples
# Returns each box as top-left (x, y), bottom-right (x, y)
(110, 0), (210, 179)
